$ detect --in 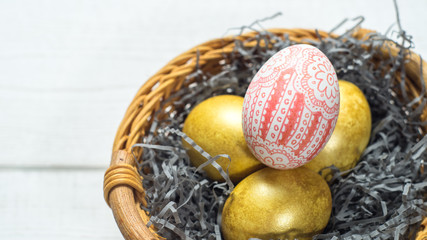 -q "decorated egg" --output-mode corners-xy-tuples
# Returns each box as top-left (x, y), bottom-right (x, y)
(183, 95), (264, 183)
(305, 80), (371, 179)
(221, 167), (332, 240)
(242, 44), (340, 169)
